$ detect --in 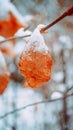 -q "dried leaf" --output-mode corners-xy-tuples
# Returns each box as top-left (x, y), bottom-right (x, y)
(0, 12), (24, 39)
(18, 25), (52, 88)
